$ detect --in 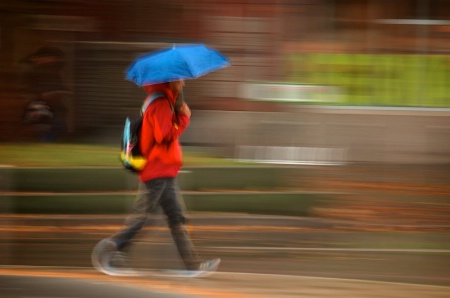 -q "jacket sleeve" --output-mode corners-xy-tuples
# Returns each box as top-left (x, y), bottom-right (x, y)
(152, 99), (190, 144)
